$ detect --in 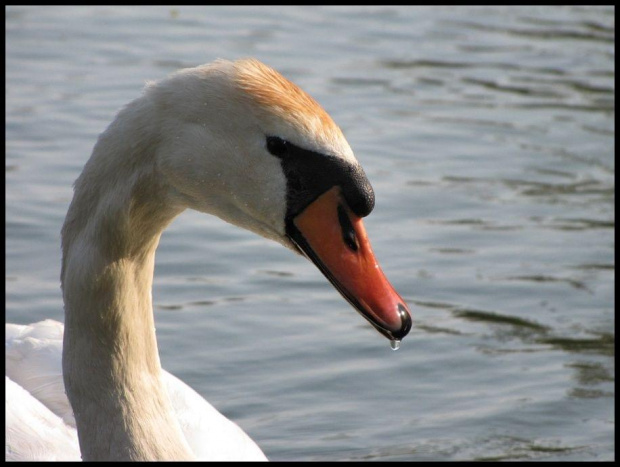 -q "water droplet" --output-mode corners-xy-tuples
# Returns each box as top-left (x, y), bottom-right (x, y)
(390, 339), (400, 351)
